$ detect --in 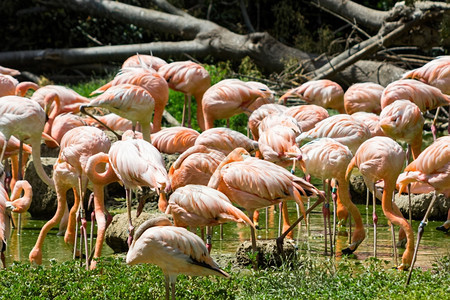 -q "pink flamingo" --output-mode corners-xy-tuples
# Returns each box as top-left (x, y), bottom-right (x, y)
(91, 68), (168, 133)
(397, 135), (450, 283)
(165, 184), (254, 251)
(296, 114), (371, 154)
(194, 127), (258, 155)
(248, 103), (287, 140)
(85, 152), (119, 269)
(108, 134), (169, 246)
(279, 79), (345, 113)
(82, 84), (155, 142)
(83, 113), (134, 132)
(151, 126), (200, 154)
(351, 112), (385, 137)
(379, 99), (424, 160)
(0, 65), (20, 76)
(208, 148), (325, 258)
(283, 104), (329, 132)
(29, 126), (111, 268)
(0, 96), (54, 189)
(45, 113), (86, 148)
(380, 79), (450, 113)
(202, 79), (274, 130)
(402, 56), (450, 139)
(158, 61), (211, 130)
(300, 138), (365, 255)
(163, 145), (225, 212)
(346, 136), (413, 270)
(126, 216), (229, 300)
(344, 82), (384, 115)
(122, 54), (167, 71)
